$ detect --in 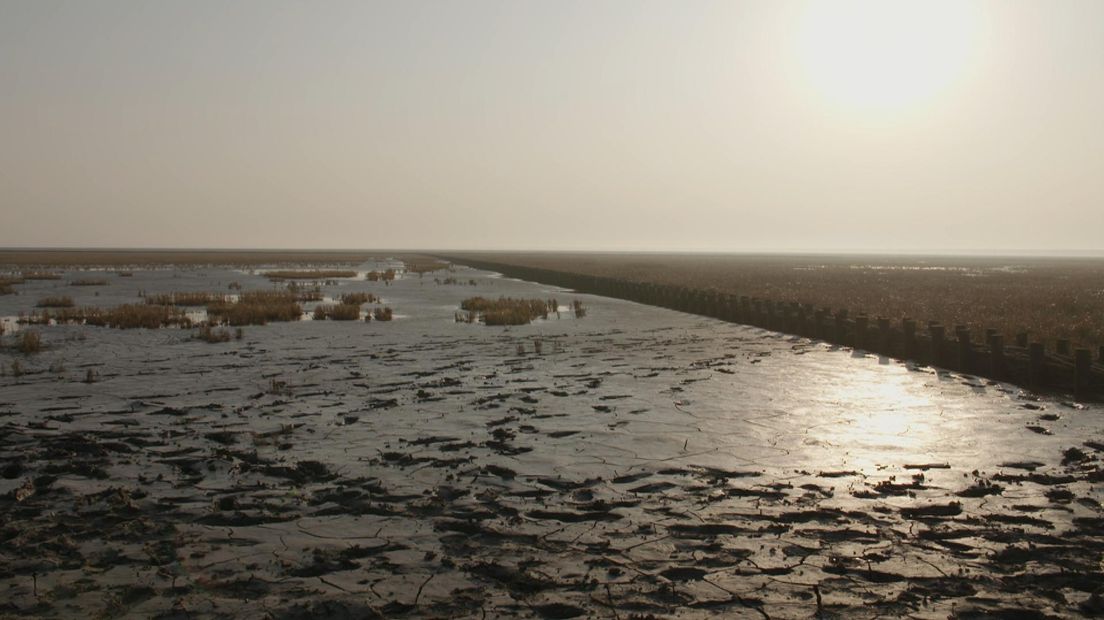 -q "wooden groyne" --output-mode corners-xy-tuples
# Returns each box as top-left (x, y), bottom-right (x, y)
(437, 255), (1104, 402)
